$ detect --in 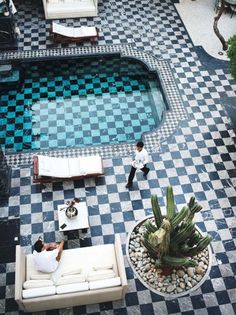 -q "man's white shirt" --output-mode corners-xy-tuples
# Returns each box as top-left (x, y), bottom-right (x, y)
(132, 148), (149, 169)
